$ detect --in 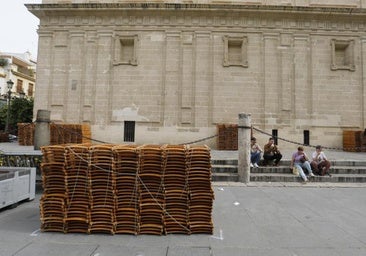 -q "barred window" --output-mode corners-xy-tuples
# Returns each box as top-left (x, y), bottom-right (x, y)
(124, 121), (135, 142)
